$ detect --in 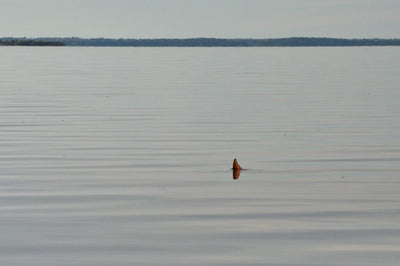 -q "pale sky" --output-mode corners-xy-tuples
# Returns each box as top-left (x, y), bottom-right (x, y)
(1, 0), (399, 38)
